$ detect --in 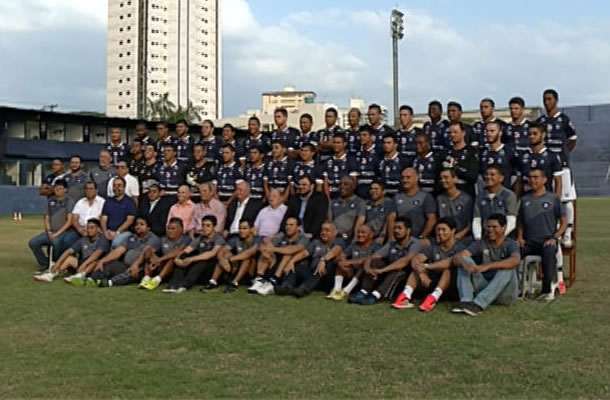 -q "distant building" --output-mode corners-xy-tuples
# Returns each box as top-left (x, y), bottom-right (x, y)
(261, 86), (316, 114)
(106, 0), (221, 120)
